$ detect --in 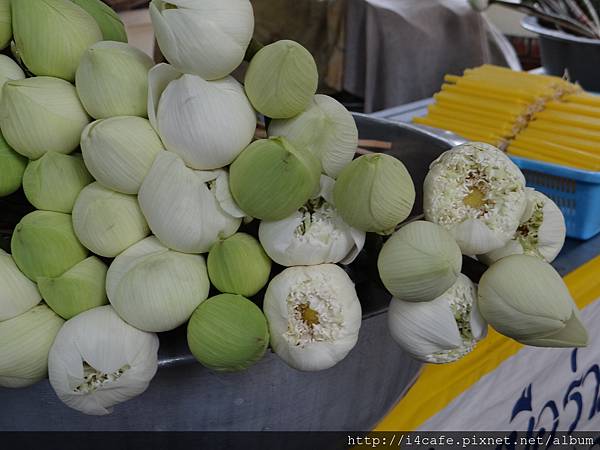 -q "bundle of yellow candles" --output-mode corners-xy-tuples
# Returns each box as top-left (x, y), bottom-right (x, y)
(414, 65), (600, 171)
